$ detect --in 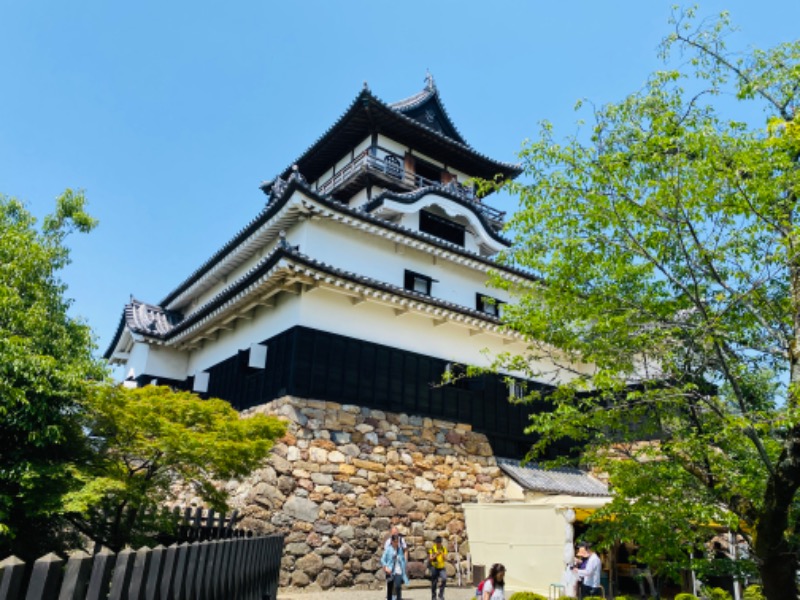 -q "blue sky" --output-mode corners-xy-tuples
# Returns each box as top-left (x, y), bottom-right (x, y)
(1, 1), (798, 359)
